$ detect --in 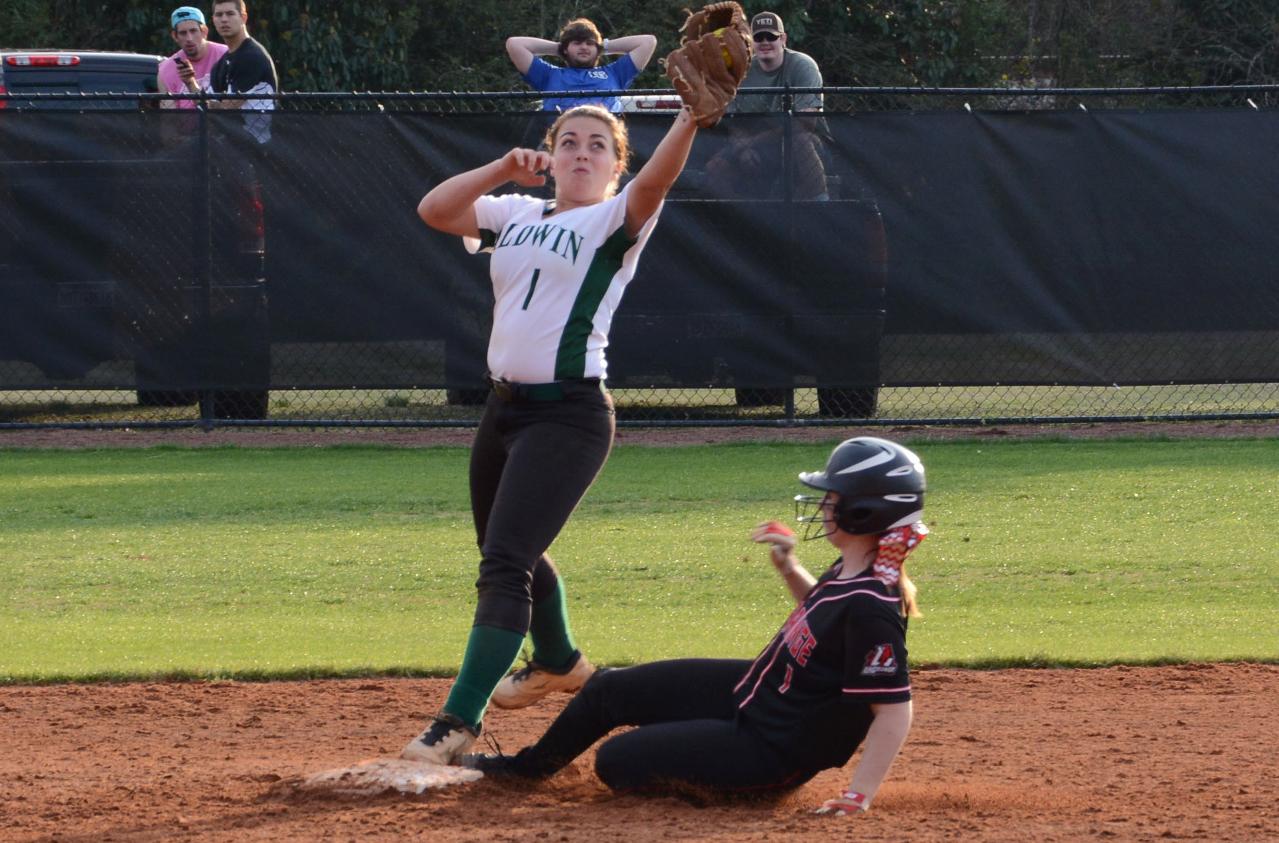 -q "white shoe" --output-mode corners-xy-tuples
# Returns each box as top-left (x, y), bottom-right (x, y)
(490, 654), (595, 710)
(400, 714), (479, 765)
